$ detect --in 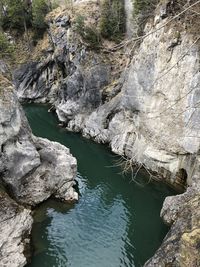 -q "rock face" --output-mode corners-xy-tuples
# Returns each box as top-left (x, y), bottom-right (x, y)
(124, 0), (134, 38)
(0, 190), (33, 267)
(0, 84), (78, 206)
(75, 15), (200, 189)
(14, 6), (111, 111)
(145, 179), (200, 267)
